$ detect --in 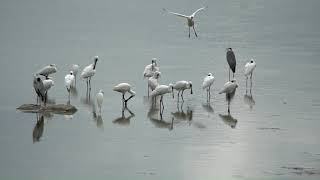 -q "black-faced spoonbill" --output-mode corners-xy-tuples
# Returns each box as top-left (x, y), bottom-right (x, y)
(37, 64), (57, 79)
(219, 79), (238, 113)
(245, 59), (256, 92)
(81, 56), (99, 92)
(70, 64), (80, 86)
(202, 73), (215, 101)
(113, 83), (136, 107)
(150, 84), (174, 111)
(164, 7), (206, 38)
(65, 71), (75, 104)
(172, 81), (193, 102)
